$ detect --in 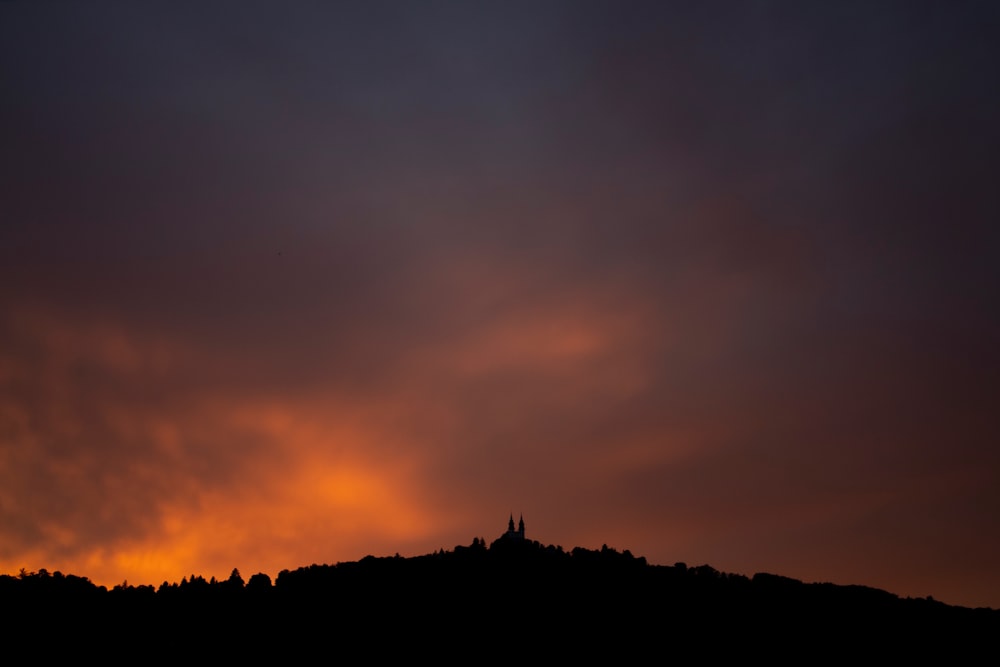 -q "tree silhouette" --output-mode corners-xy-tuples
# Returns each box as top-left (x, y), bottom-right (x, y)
(246, 572), (272, 592)
(225, 568), (245, 590)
